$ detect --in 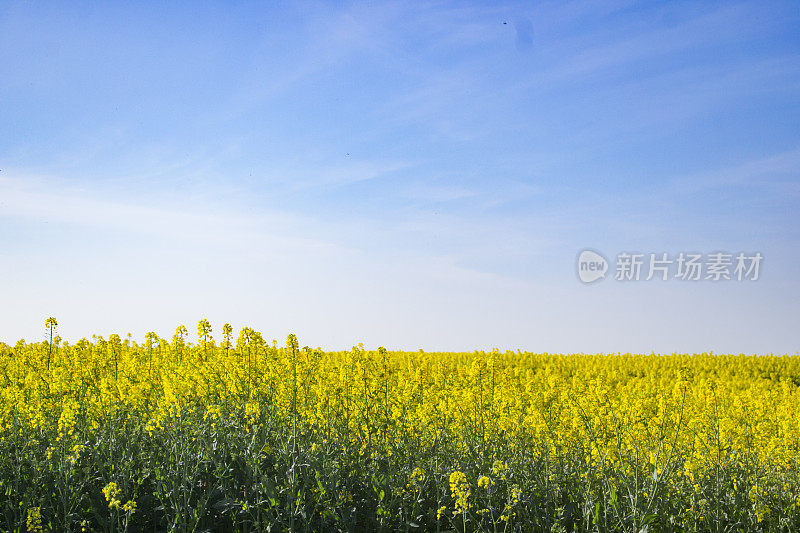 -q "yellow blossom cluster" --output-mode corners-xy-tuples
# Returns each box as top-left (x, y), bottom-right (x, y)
(2, 321), (800, 530)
